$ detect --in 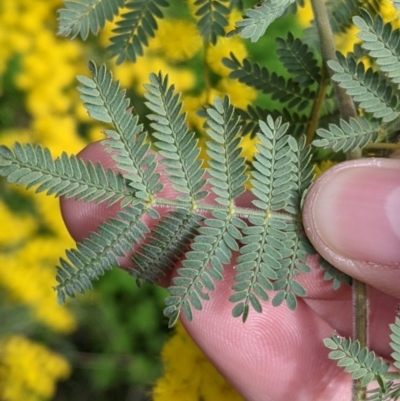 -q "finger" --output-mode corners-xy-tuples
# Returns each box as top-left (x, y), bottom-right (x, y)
(181, 267), (351, 401)
(302, 158), (400, 298)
